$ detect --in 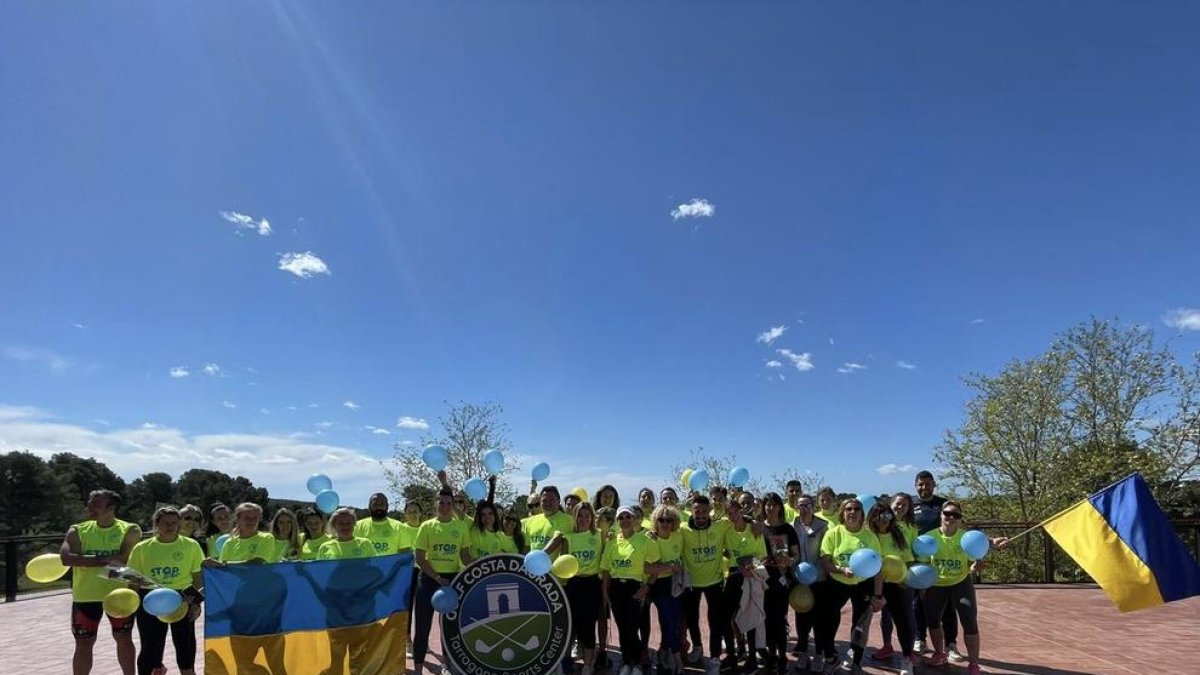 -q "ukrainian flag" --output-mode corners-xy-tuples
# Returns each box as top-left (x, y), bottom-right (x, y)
(1043, 474), (1200, 612)
(203, 552), (412, 674)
